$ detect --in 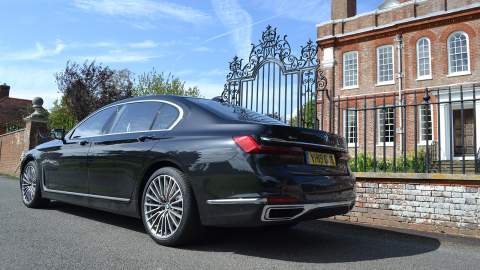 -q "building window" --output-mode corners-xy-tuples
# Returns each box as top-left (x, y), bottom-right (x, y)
(448, 32), (470, 75)
(343, 51), (358, 88)
(416, 38), (431, 79)
(343, 109), (357, 146)
(378, 107), (395, 144)
(419, 105), (433, 142)
(377, 45), (394, 84)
